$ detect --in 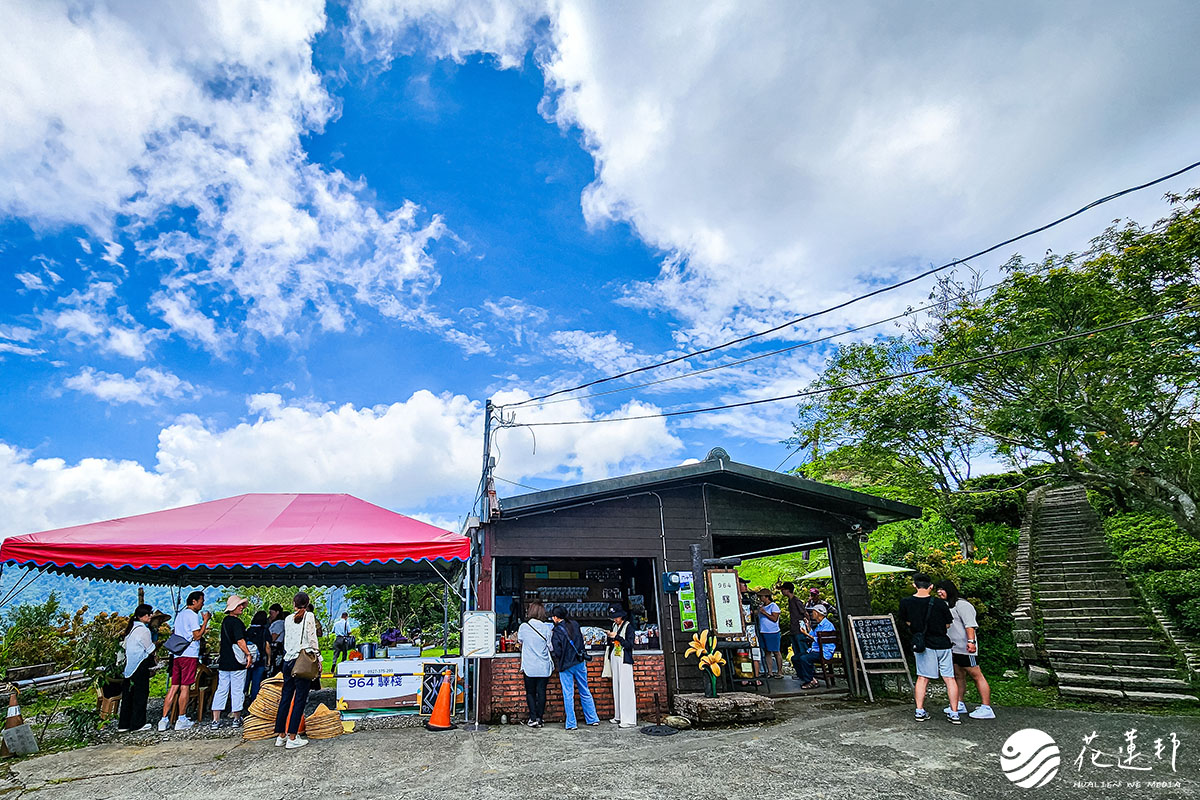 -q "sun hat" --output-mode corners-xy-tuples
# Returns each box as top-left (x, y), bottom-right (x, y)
(225, 595), (250, 612)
